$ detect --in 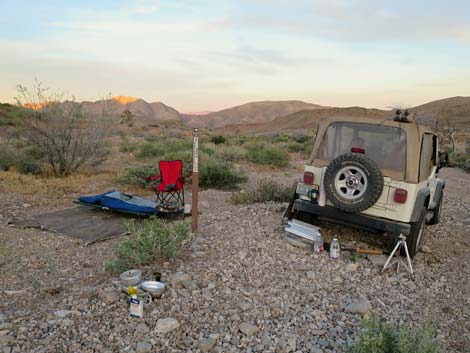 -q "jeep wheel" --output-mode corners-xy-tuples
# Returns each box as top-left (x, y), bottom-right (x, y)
(428, 192), (443, 225)
(324, 153), (384, 213)
(406, 207), (426, 258)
